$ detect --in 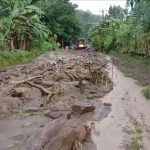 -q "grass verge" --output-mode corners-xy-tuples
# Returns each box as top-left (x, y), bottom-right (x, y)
(142, 86), (150, 99)
(126, 122), (143, 150)
(0, 41), (59, 67)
